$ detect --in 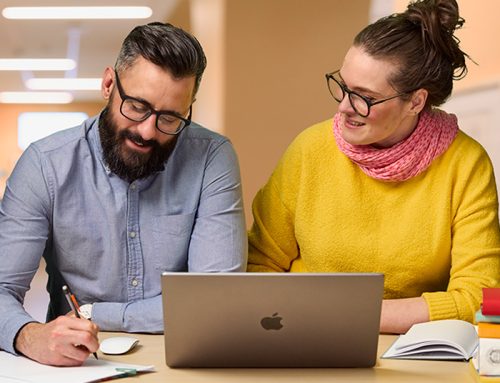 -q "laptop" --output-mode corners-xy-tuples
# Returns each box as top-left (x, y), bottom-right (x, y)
(161, 272), (384, 368)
